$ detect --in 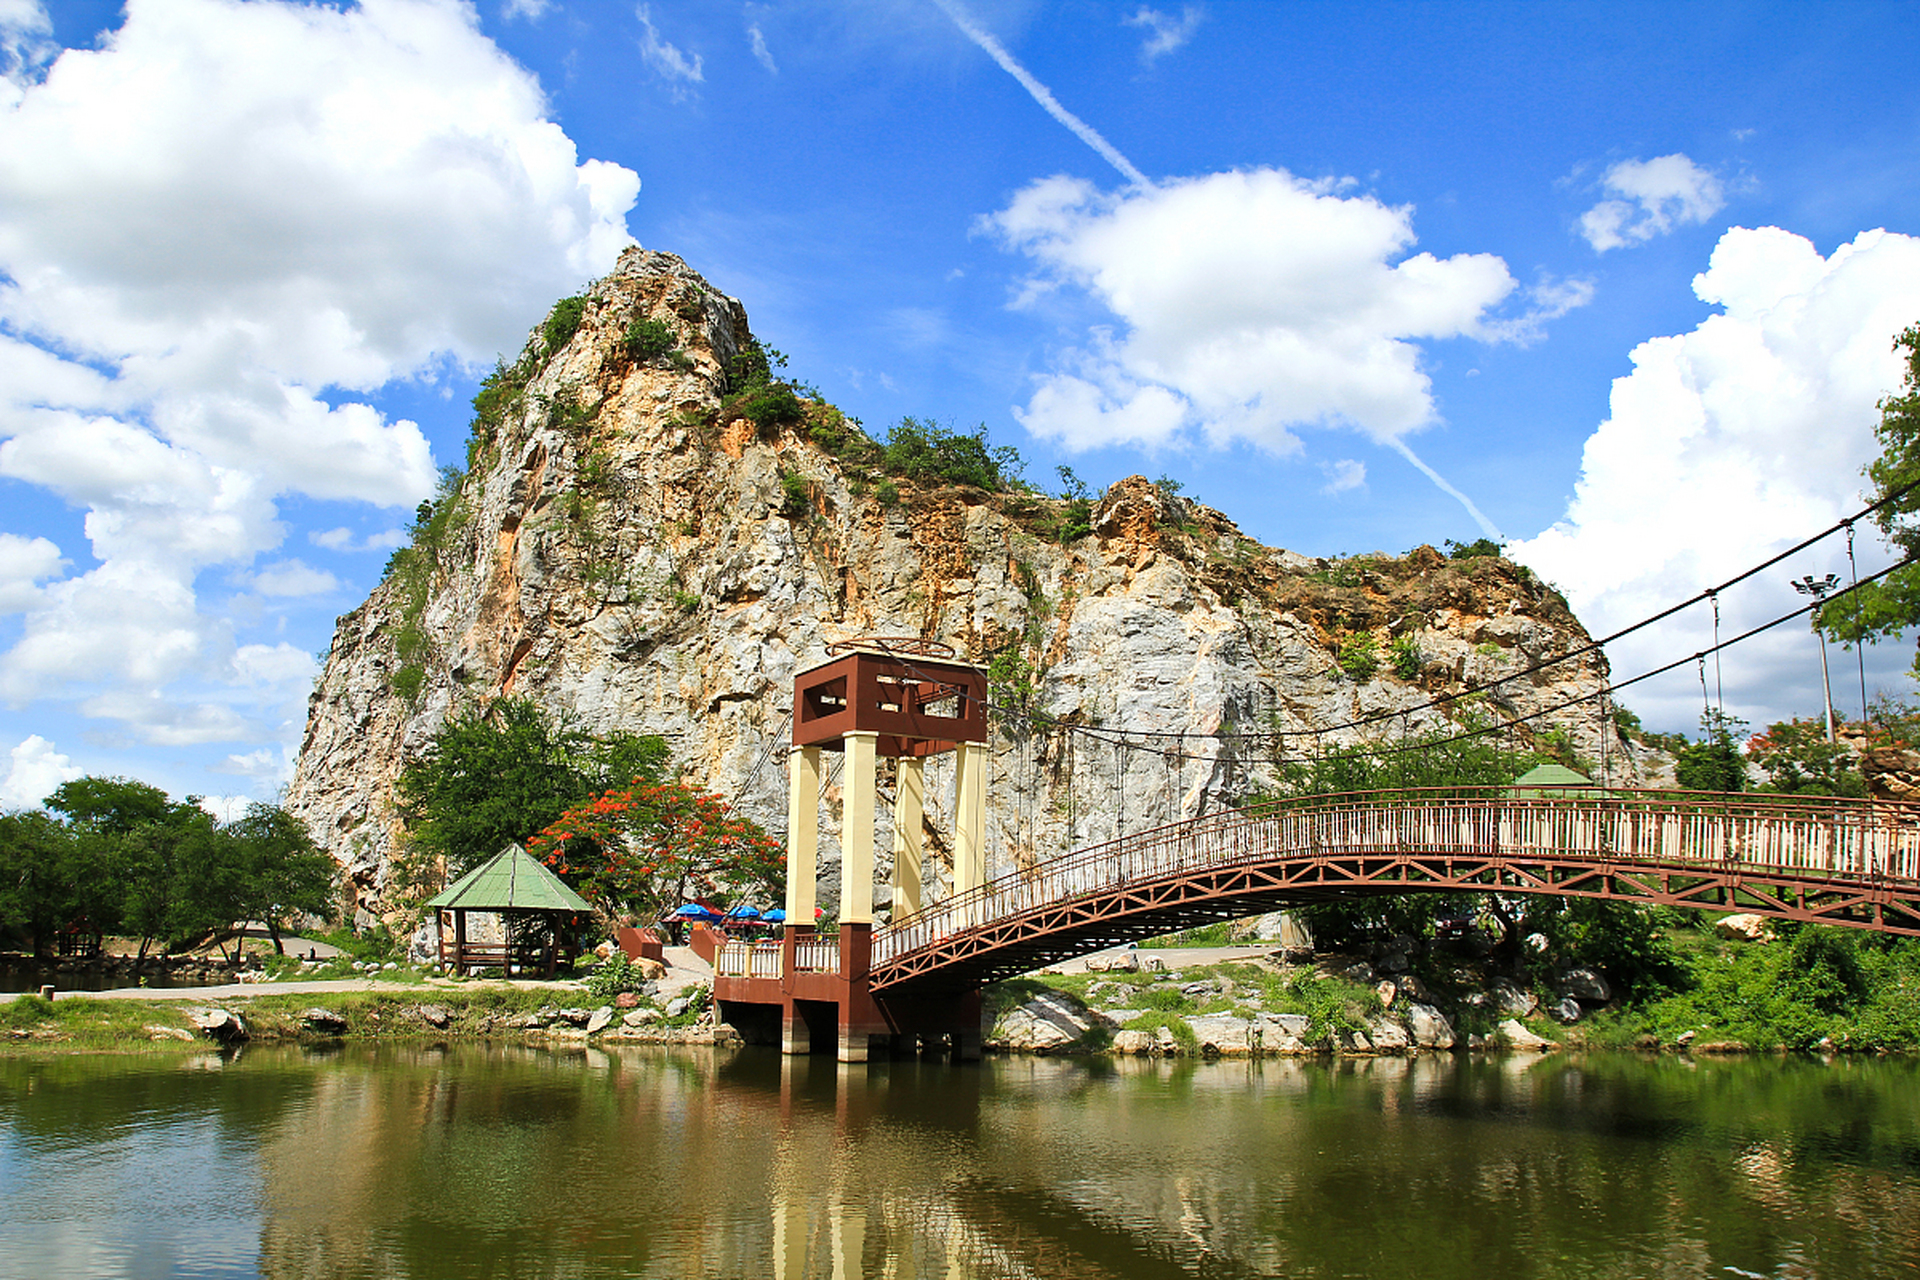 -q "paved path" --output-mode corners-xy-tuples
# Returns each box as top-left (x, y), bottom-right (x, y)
(1045, 944), (1282, 974)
